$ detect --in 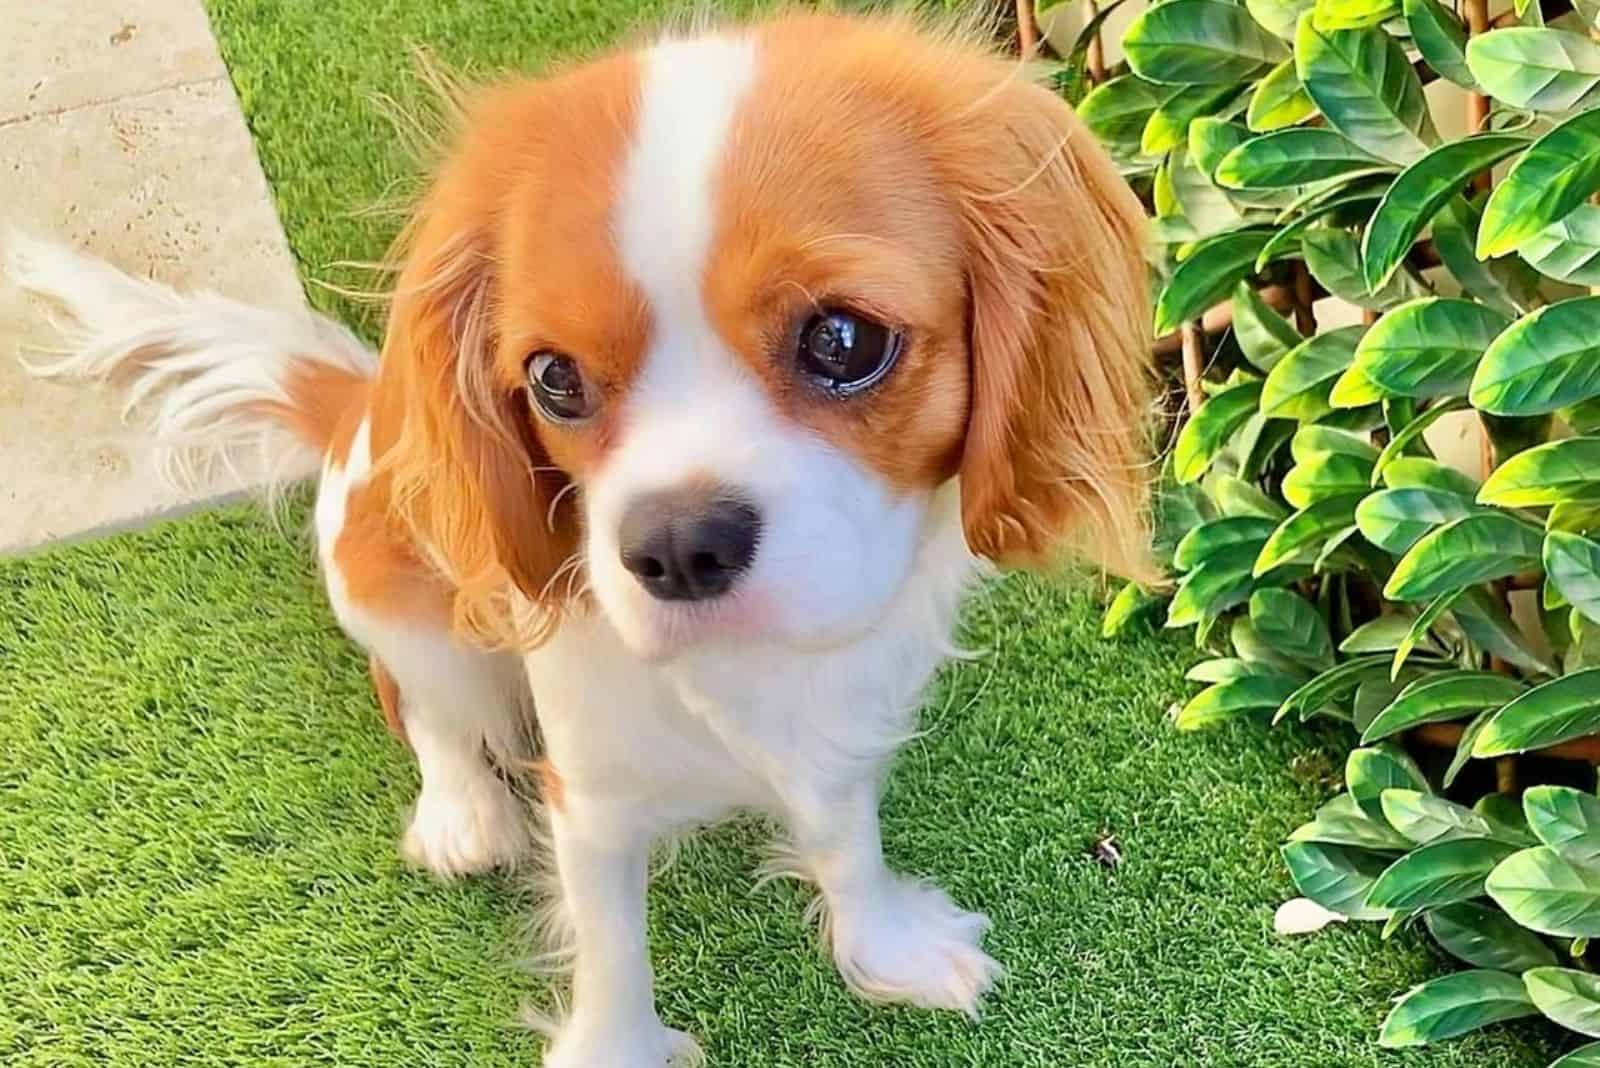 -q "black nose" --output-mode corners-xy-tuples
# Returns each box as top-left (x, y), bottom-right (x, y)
(618, 488), (761, 602)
